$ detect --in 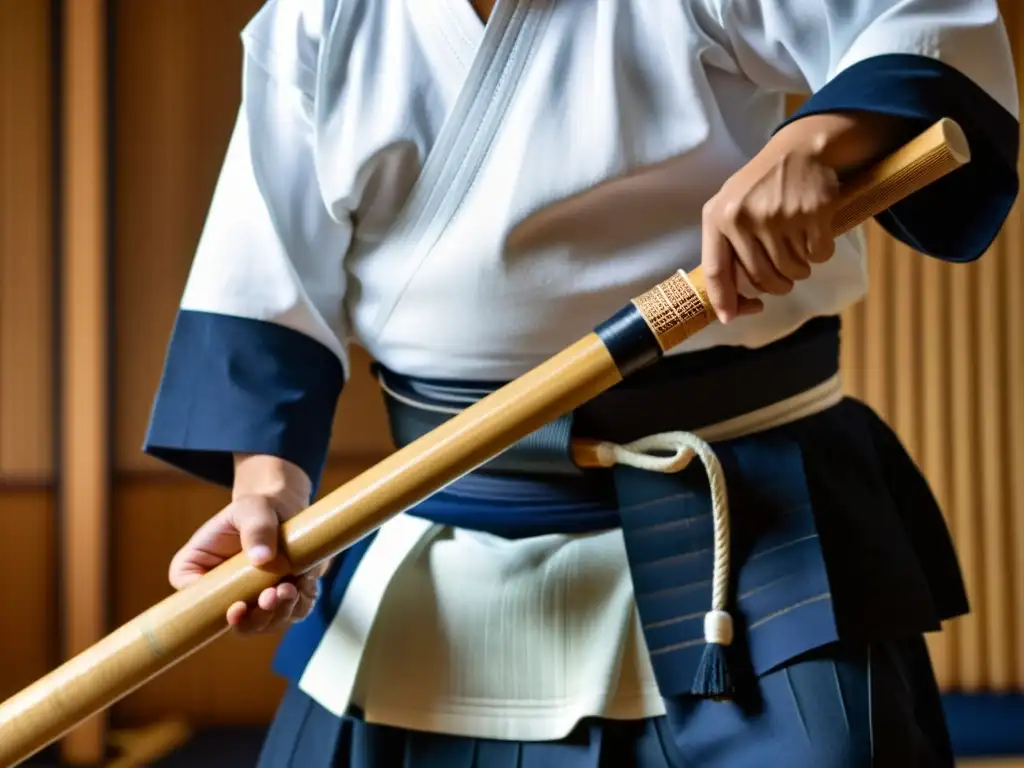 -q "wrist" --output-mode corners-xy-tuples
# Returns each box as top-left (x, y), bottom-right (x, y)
(232, 453), (312, 515)
(765, 111), (913, 177)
